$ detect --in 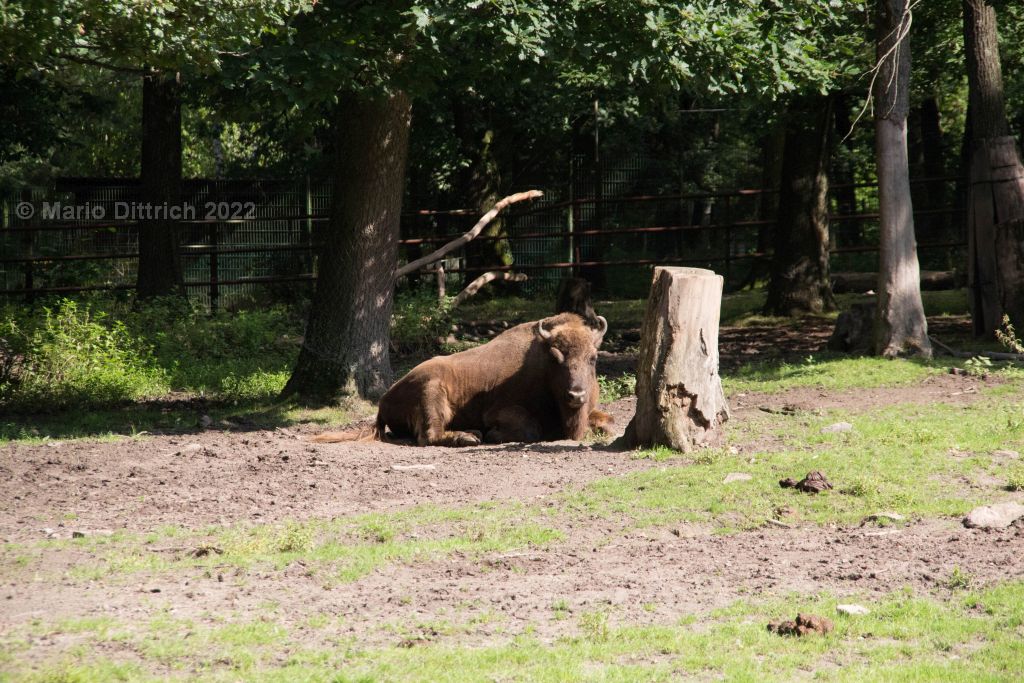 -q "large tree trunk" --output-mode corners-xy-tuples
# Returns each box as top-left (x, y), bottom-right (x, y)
(281, 92), (412, 401)
(872, 0), (931, 358)
(963, 0), (1024, 336)
(764, 94), (836, 316)
(623, 267), (729, 451)
(137, 70), (184, 298)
